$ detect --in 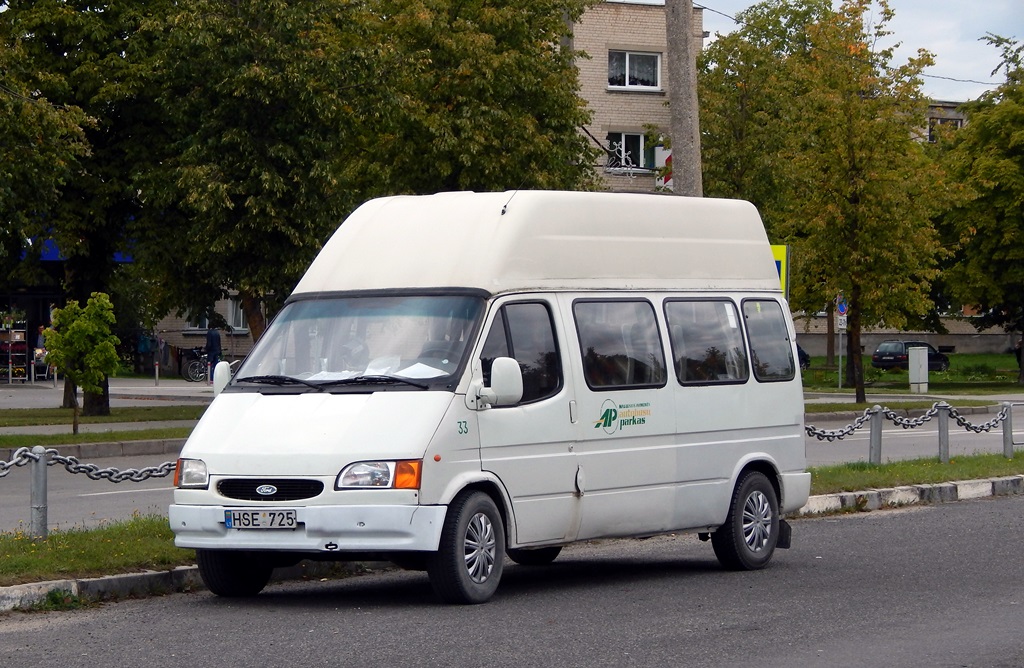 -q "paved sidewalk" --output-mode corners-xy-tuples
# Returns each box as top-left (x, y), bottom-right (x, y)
(0, 376), (213, 411)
